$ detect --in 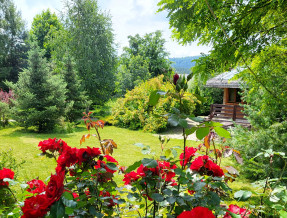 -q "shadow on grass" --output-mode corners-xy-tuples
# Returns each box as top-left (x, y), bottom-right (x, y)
(2, 125), (87, 139)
